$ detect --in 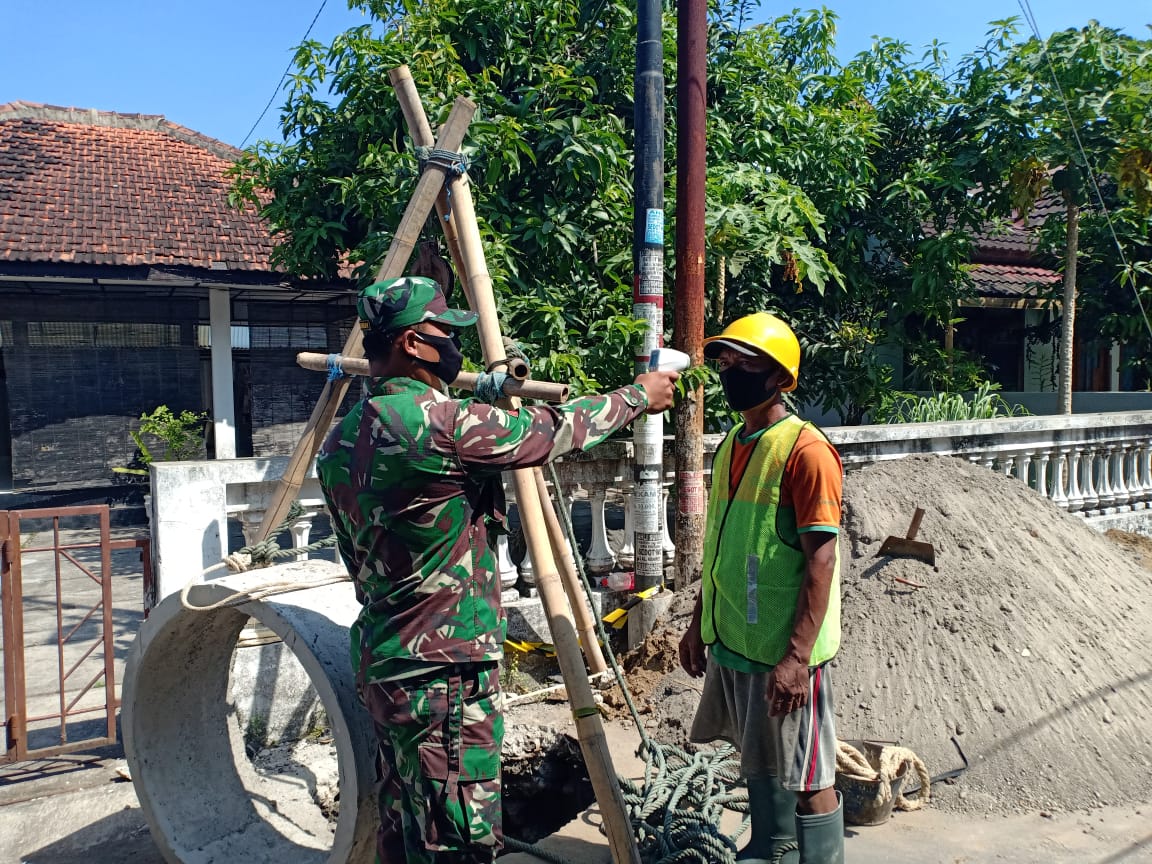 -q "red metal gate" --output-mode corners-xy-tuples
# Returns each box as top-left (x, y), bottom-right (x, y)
(1, 505), (149, 762)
